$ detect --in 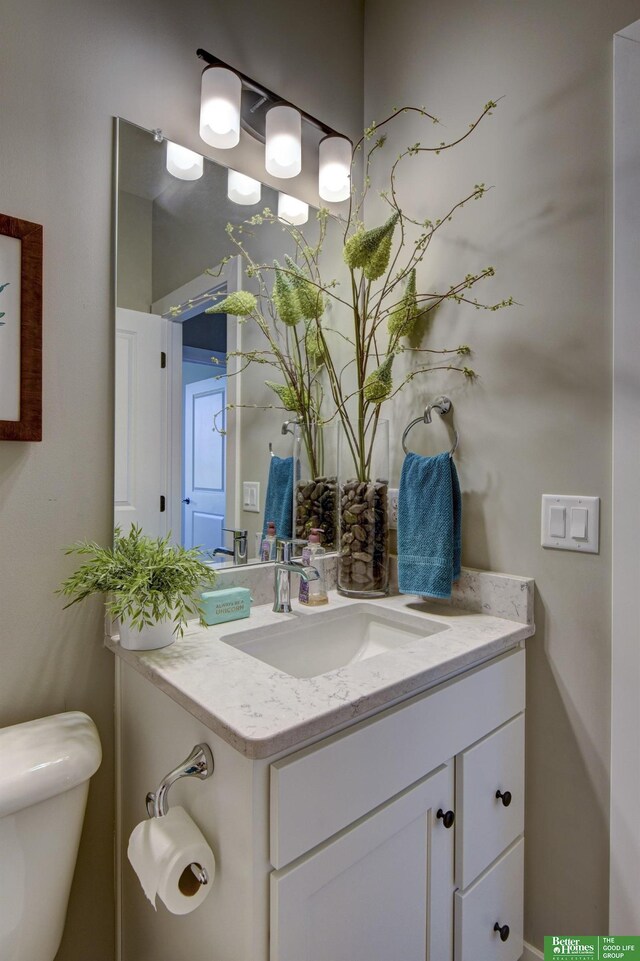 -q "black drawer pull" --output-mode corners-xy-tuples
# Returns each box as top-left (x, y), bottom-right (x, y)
(494, 922), (510, 942)
(496, 789), (512, 807)
(436, 808), (455, 829)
